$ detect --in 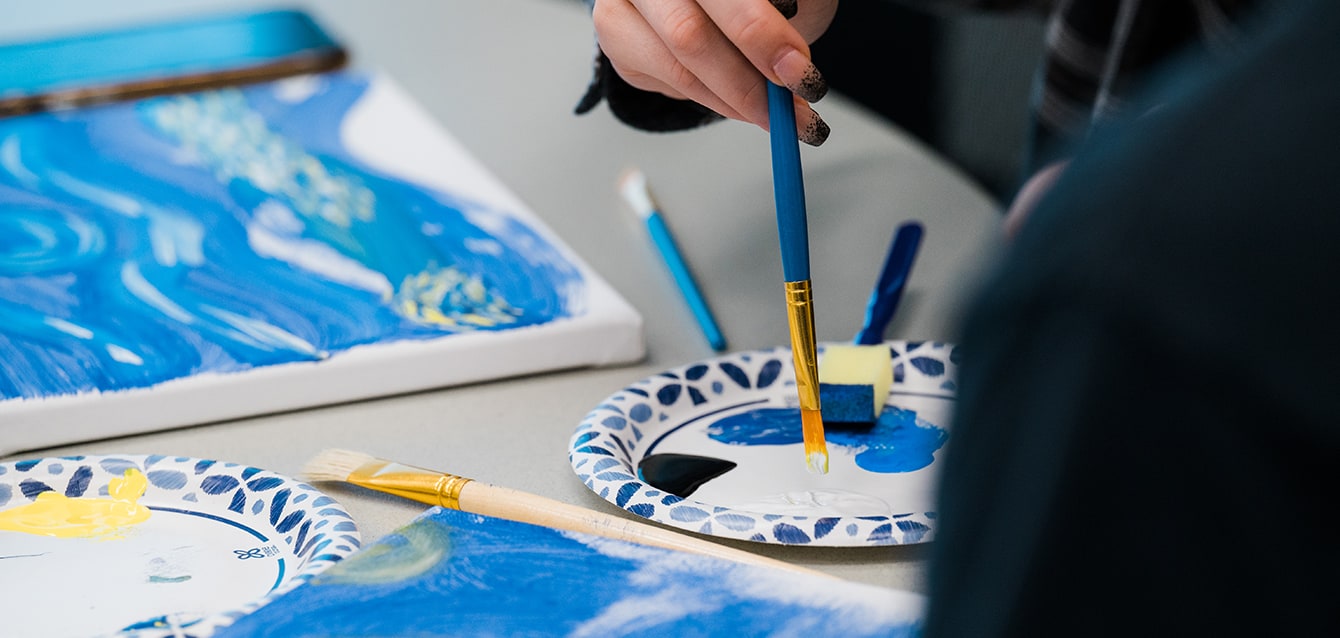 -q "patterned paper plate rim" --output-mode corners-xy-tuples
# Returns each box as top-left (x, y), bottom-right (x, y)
(570, 341), (958, 547)
(0, 454), (360, 637)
